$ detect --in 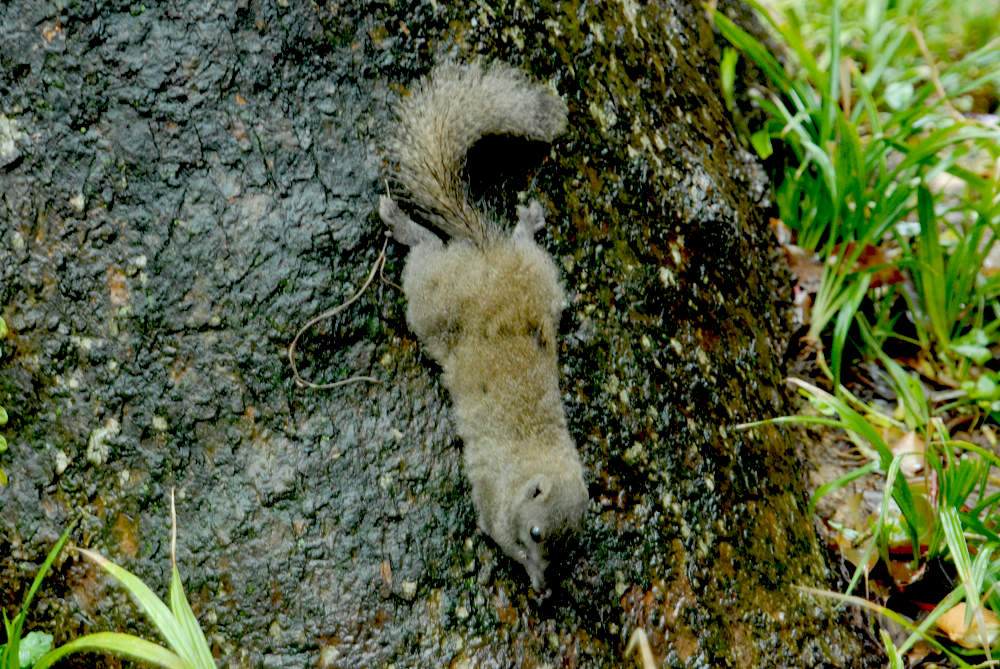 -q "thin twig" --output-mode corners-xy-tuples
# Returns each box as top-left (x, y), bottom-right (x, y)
(170, 488), (177, 568)
(624, 628), (657, 669)
(840, 57), (853, 120)
(288, 235), (390, 390)
(379, 243), (403, 291)
(909, 23), (964, 123)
